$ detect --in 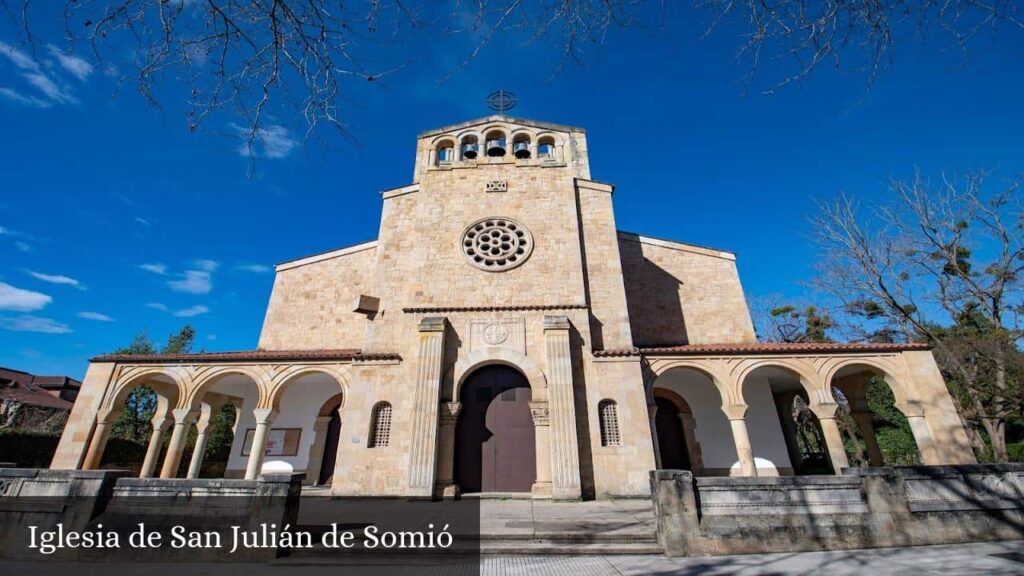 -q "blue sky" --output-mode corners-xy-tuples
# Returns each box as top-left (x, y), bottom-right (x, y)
(2, 5), (1023, 379)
